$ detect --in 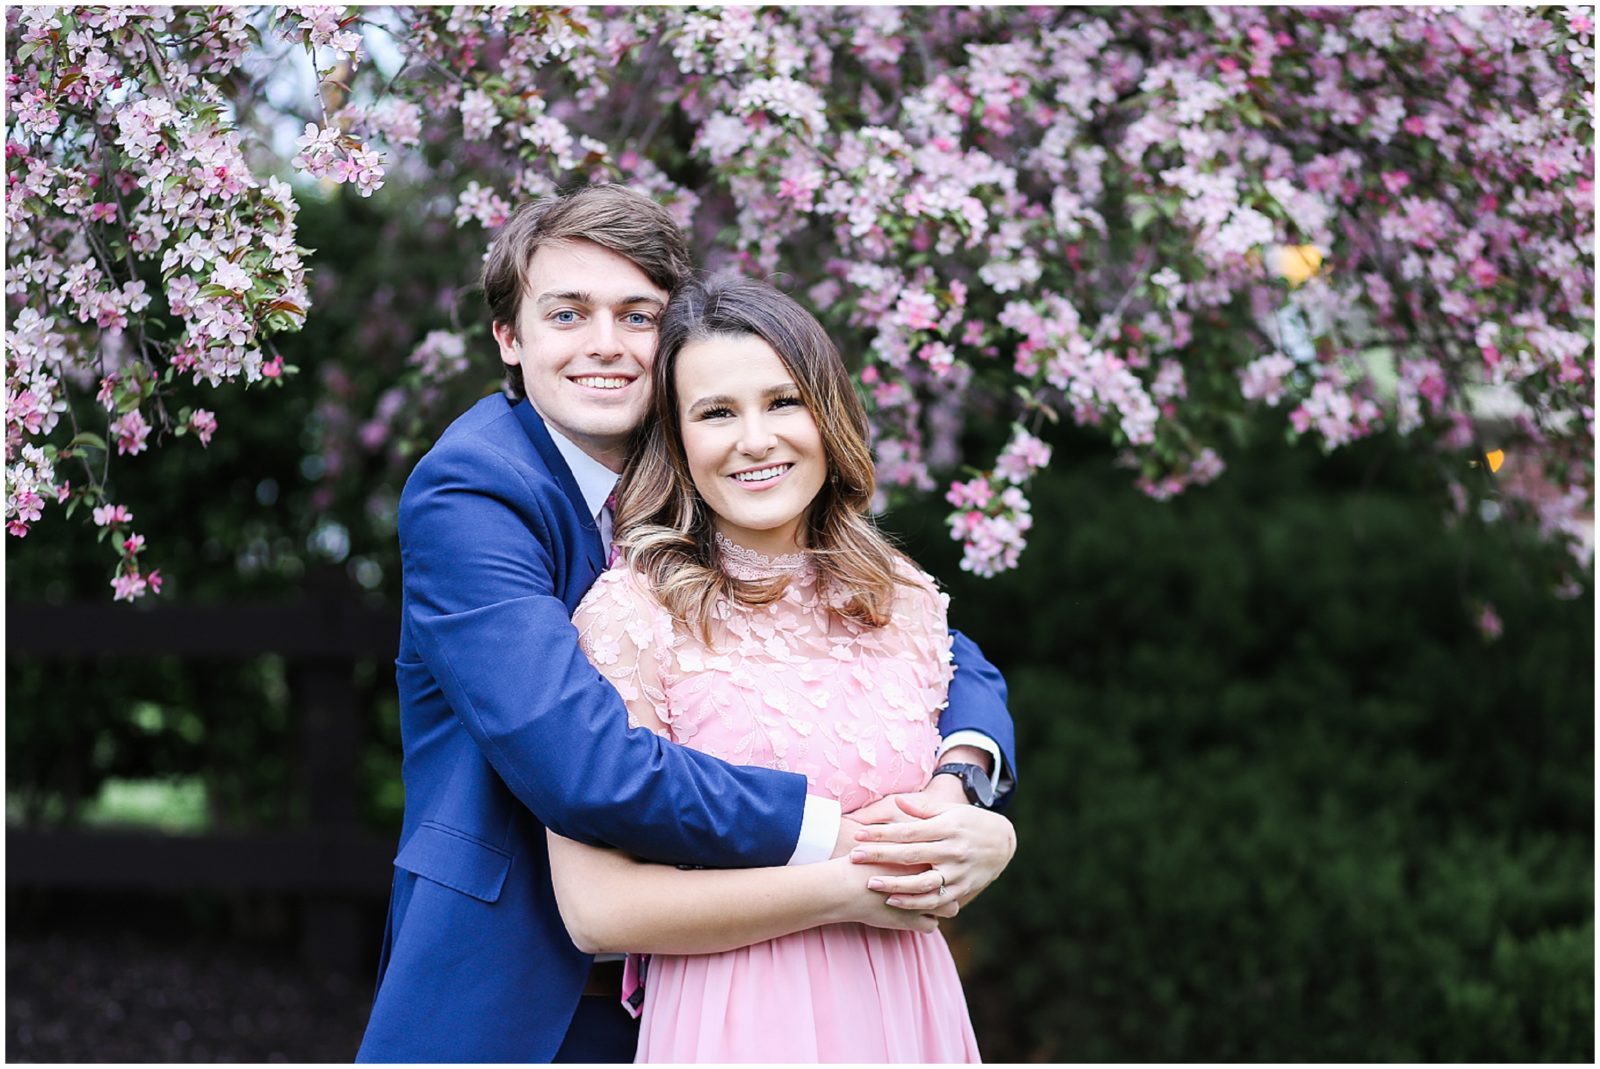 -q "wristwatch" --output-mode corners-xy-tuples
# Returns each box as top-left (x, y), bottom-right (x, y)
(932, 762), (996, 809)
